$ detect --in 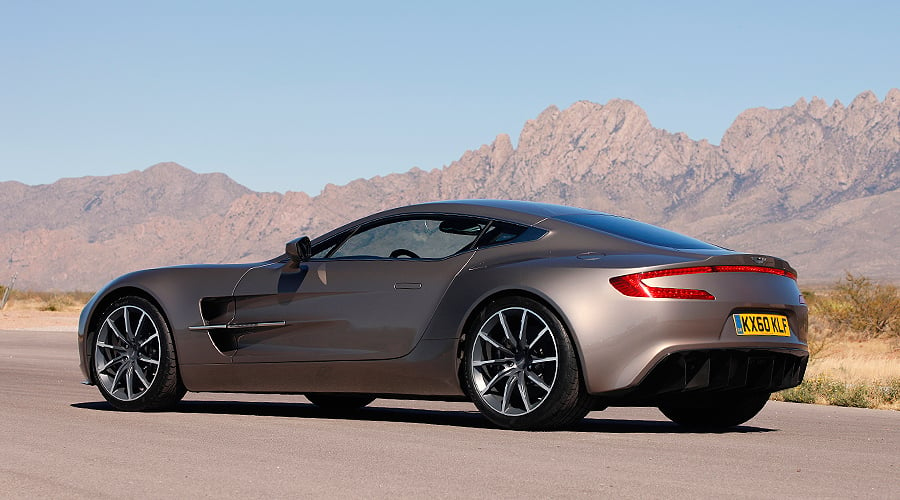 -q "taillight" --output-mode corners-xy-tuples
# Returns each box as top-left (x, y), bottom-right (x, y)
(609, 265), (796, 300)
